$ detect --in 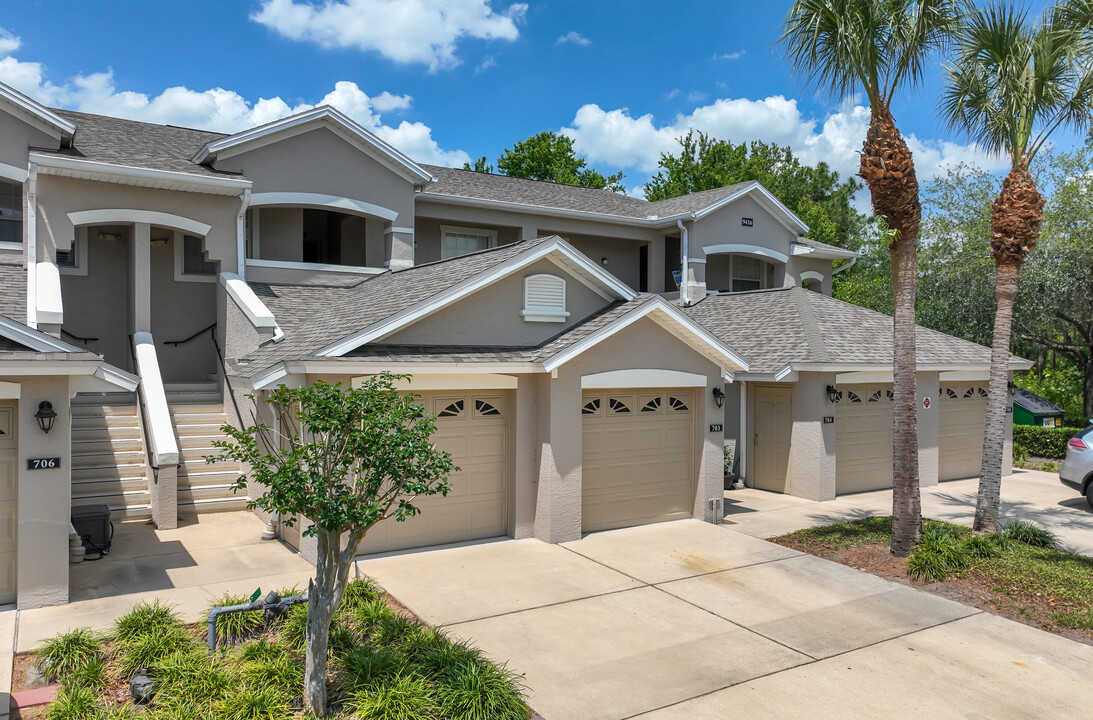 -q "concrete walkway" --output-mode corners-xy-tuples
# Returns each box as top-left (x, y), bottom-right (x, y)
(357, 519), (1092, 720)
(724, 469), (1093, 555)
